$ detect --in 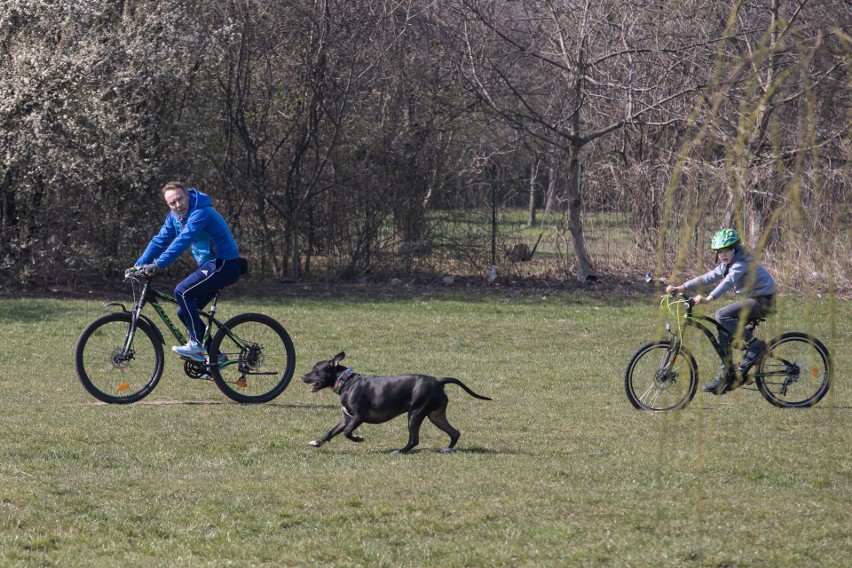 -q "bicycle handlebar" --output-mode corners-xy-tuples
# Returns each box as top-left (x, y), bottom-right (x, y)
(663, 293), (694, 314)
